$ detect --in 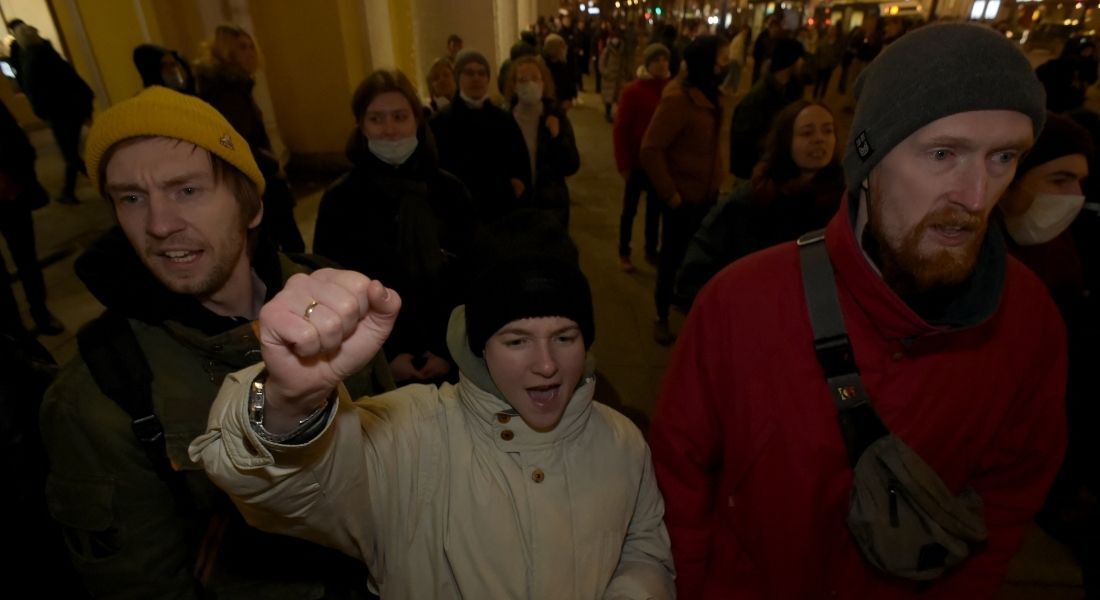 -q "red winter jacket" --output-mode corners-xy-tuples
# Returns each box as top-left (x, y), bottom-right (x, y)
(650, 197), (1067, 599)
(612, 75), (668, 174)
